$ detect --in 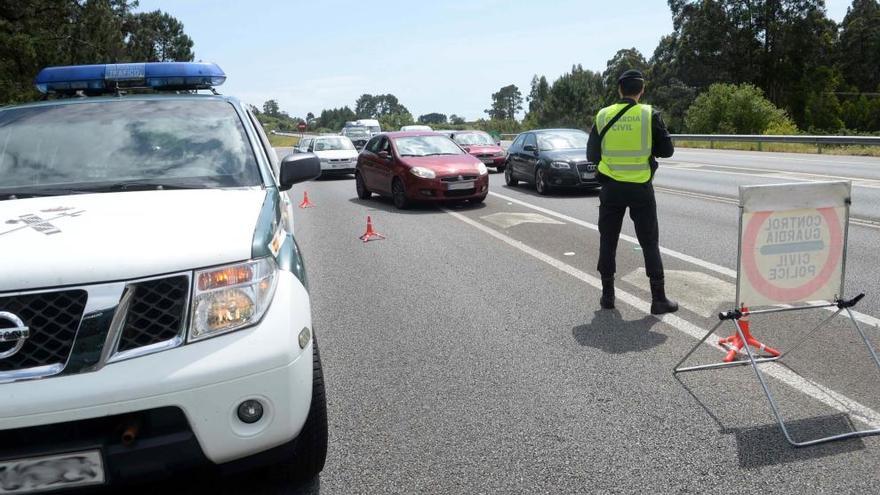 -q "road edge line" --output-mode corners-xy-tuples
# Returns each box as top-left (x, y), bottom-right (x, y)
(444, 207), (880, 429)
(487, 190), (880, 328)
